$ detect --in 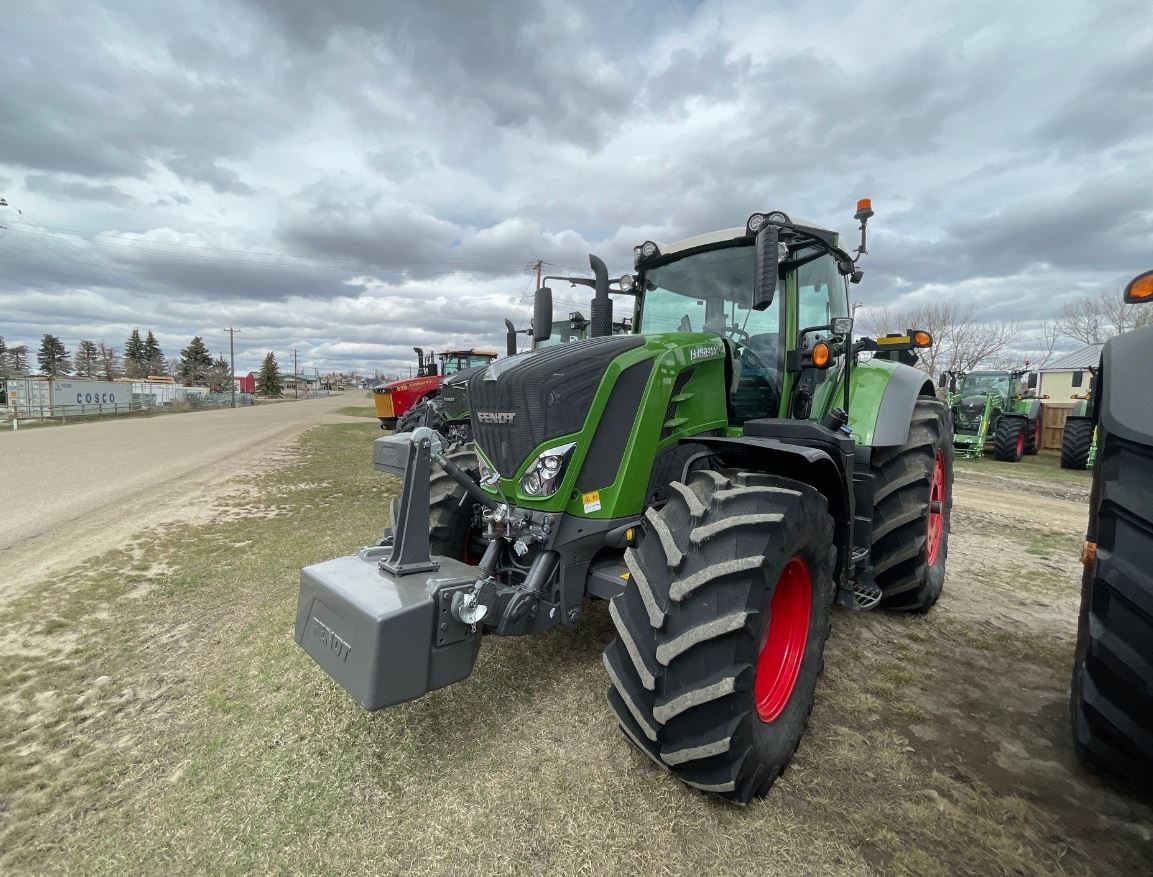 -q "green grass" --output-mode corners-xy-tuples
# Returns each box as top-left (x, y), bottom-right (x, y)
(0, 423), (1145, 876)
(954, 449), (1093, 487)
(337, 405), (377, 418)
